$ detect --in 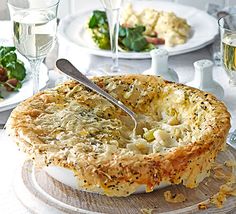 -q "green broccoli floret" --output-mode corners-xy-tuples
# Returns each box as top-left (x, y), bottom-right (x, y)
(89, 11), (110, 50)
(91, 27), (110, 50)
